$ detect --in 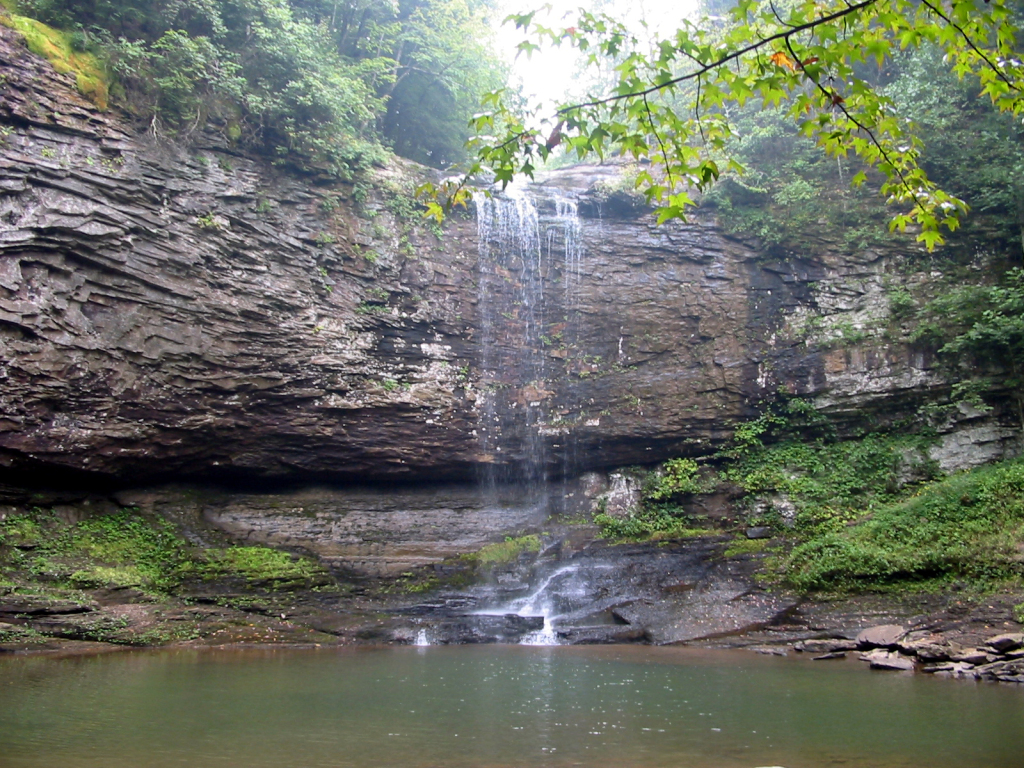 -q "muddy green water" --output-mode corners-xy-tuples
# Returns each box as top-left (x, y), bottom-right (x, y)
(0, 645), (1021, 768)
